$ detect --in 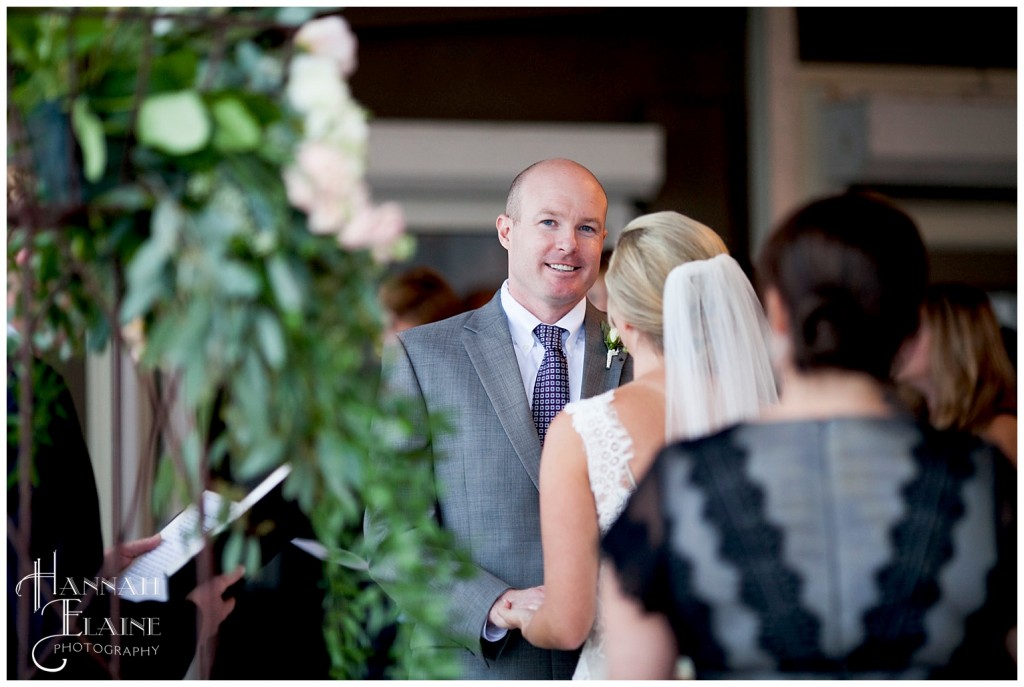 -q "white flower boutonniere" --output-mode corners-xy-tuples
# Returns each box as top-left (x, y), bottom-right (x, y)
(602, 321), (625, 369)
